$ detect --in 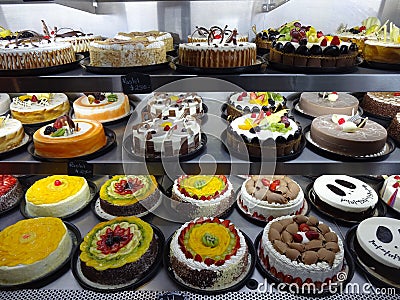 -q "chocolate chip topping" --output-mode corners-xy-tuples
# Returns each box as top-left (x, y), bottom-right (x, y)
(268, 216), (340, 266)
